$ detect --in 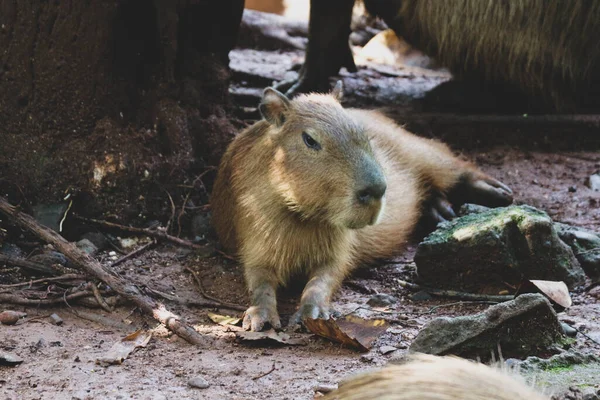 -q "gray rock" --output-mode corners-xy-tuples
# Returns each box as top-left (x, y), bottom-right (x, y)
(0, 352), (23, 366)
(415, 205), (586, 290)
(458, 203), (491, 216)
(191, 213), (212, 241)
(517, 350), (600, 372)
(0, 243), (24, 258)
(32, 203), (70, 232)
(76, 239), (99, 256)
(29, 251), (68, 267)
(367, 293), (398, 307)
(409, 294), (564, 359)
(555, 222), (600, 280)
(50, 313), (63, 326)
(560, 322), (578, 337)
(379, 345), (397, 355)
(188, 376), (210, 389)
(587, 174), (600, 191)
(80, 232), (108, 251)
